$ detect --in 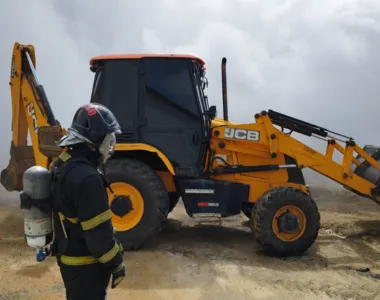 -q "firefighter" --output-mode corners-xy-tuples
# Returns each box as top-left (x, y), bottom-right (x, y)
(50, 103), (125, 299)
